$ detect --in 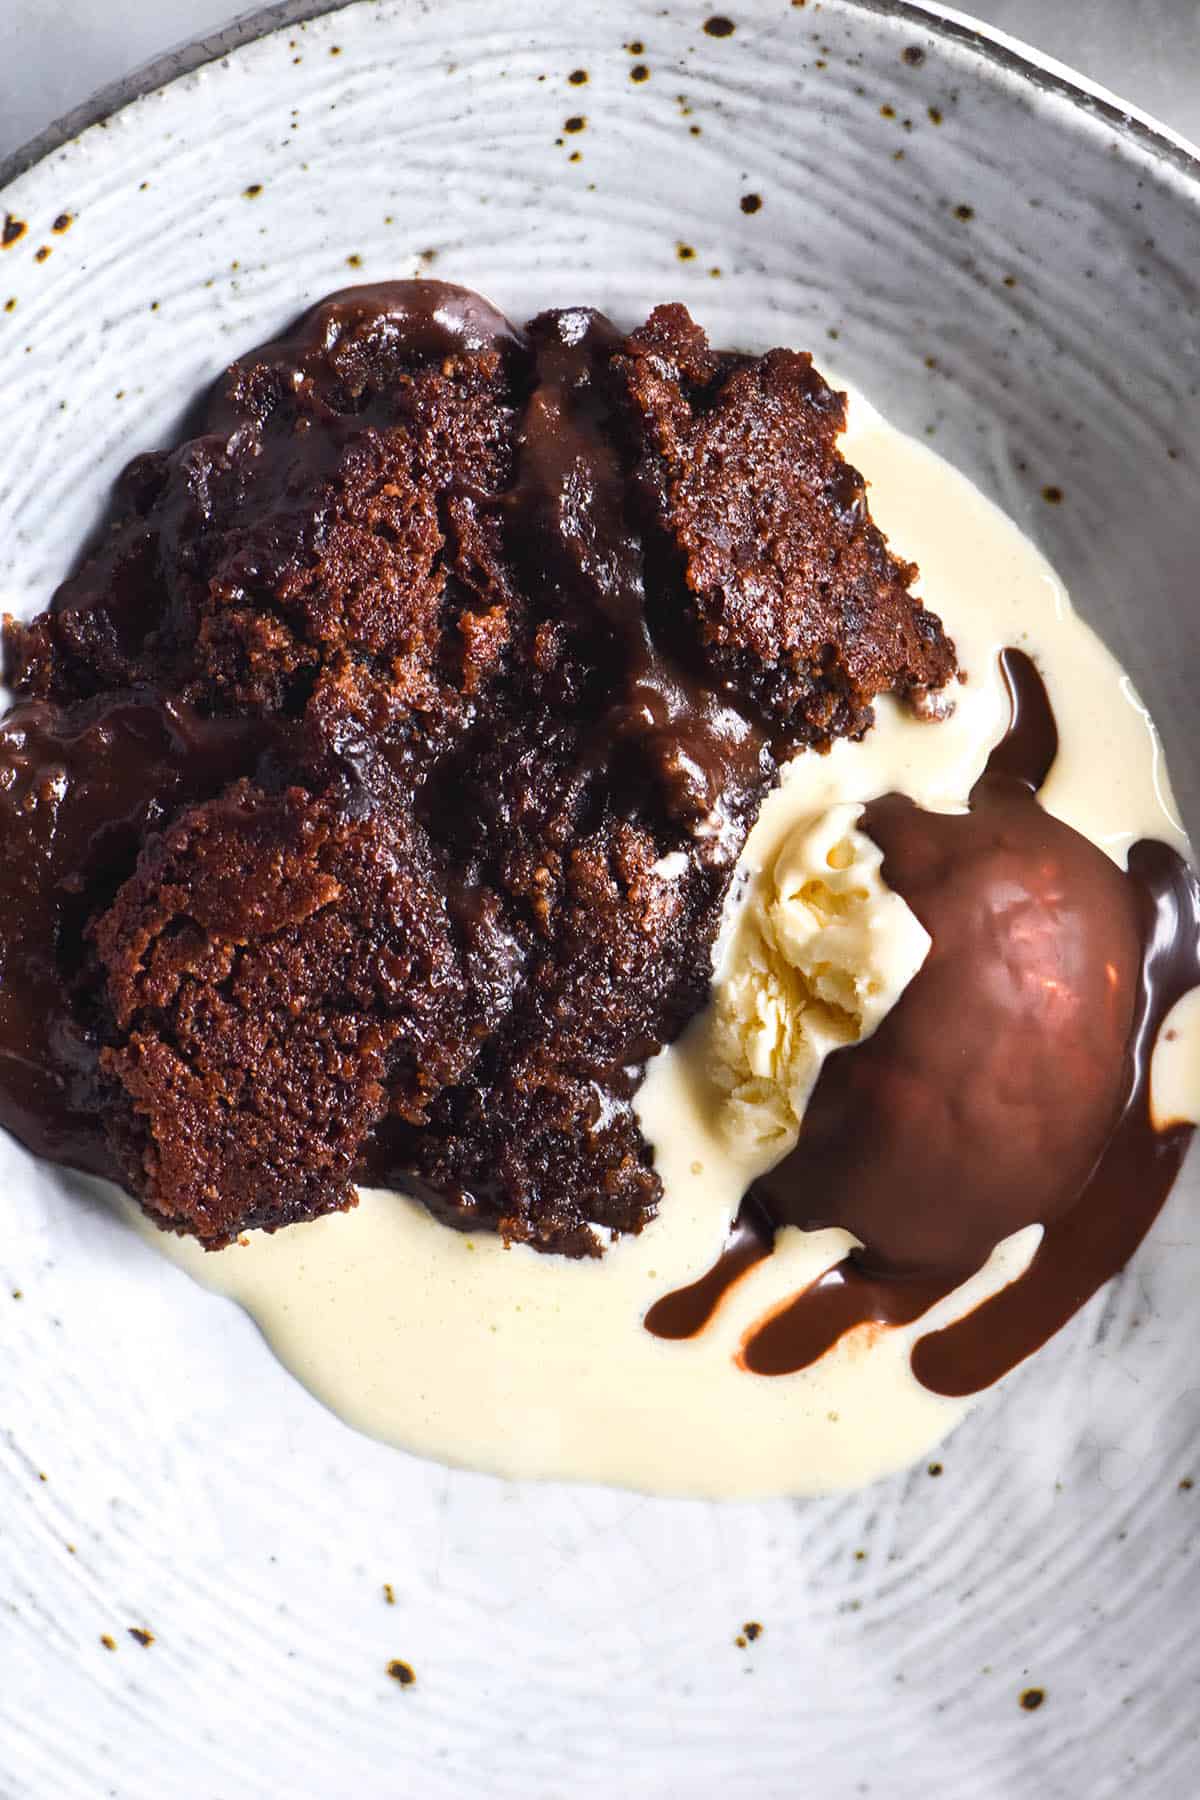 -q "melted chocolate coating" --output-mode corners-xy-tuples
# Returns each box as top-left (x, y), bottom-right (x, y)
(648, 651), (1200, 1394)
(0, 282), (955, 1251)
